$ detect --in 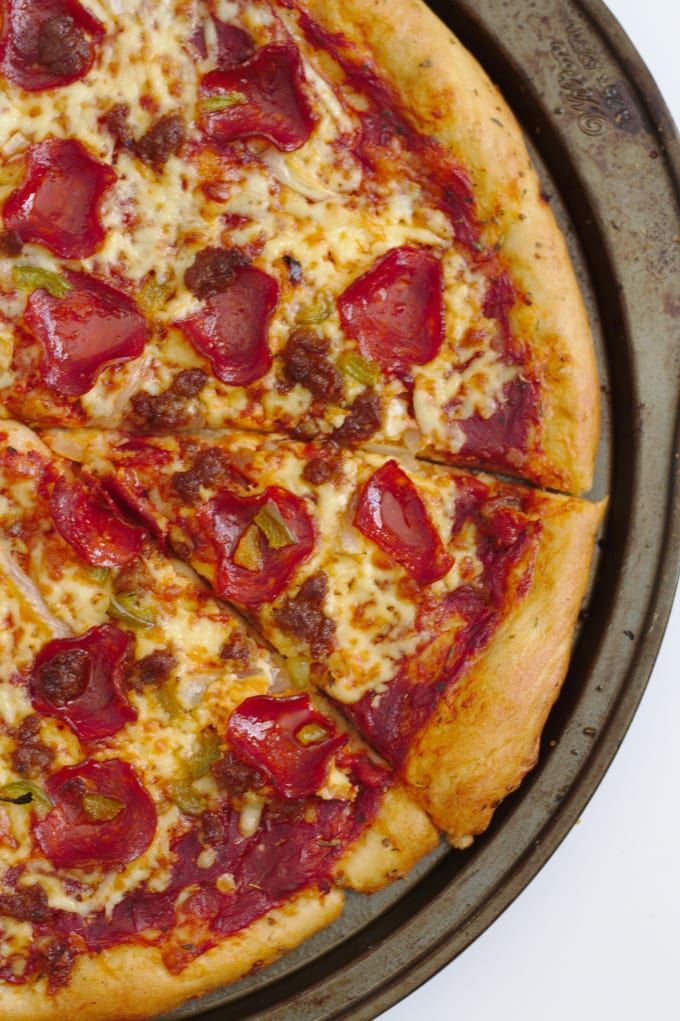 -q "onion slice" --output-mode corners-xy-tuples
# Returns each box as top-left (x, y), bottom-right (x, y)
(0, 539), (72, 638)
